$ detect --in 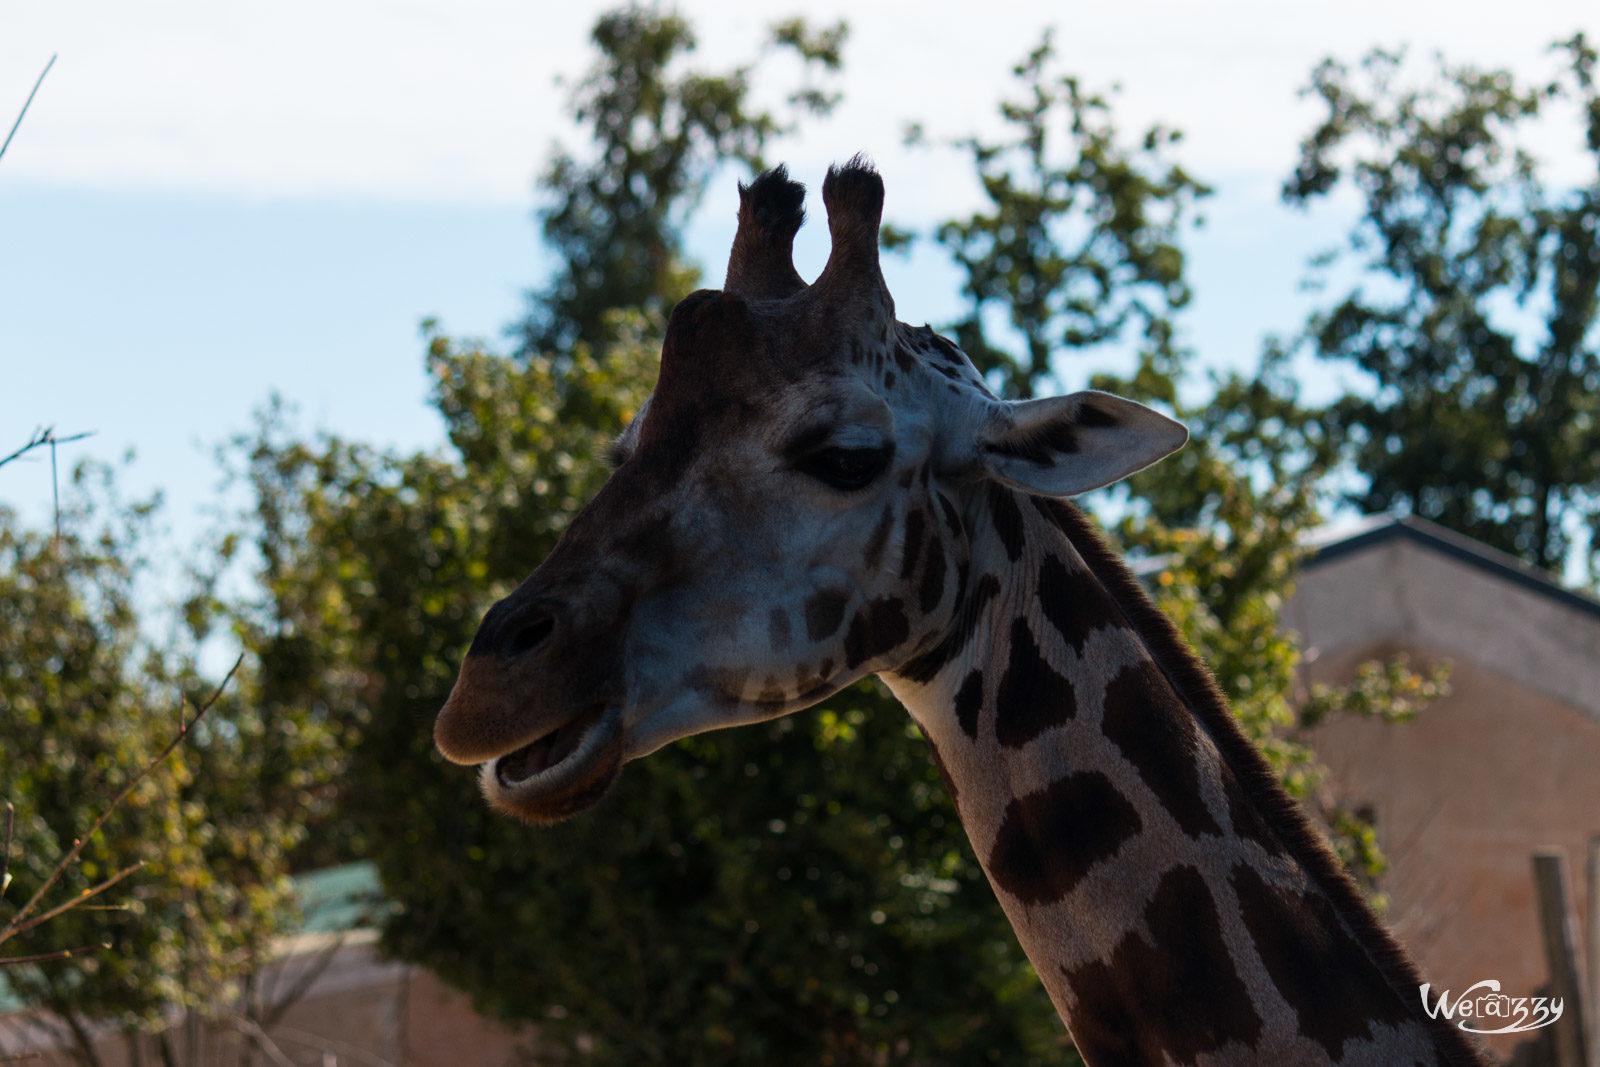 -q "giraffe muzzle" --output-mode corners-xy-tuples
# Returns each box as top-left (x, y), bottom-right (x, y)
(478, 702), (625, 824)
(494, 701), (609, 785)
